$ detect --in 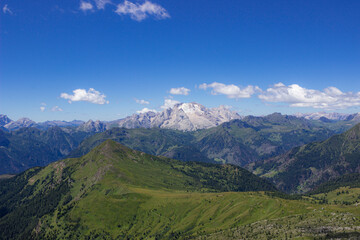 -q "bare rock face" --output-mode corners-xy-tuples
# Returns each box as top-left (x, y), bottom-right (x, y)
(4, 118), (37, 130)
(152, 103), (241, 131)
(0, 114), (12, 127)
(112, 102), (242, 131)
(113, 111), (157, 129)
(77, 120), (107, 132)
